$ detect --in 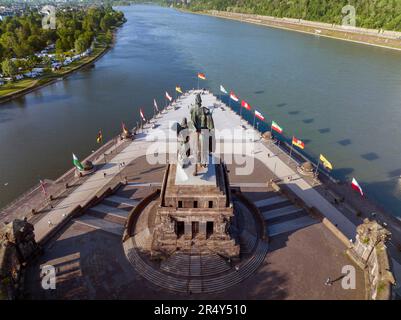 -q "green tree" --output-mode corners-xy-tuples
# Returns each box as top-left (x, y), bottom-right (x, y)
(1, 59), (17, 77)
(74, 36), (87, 53)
